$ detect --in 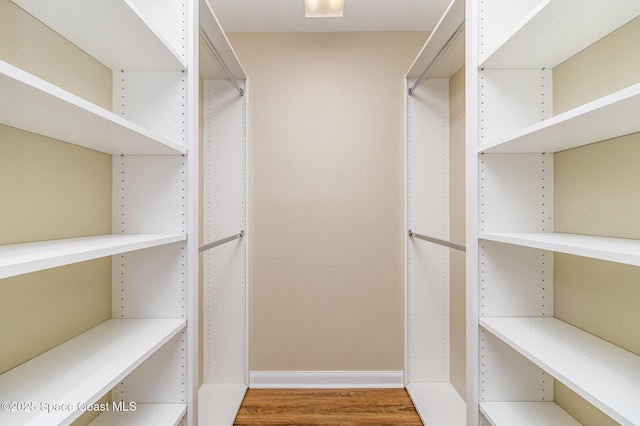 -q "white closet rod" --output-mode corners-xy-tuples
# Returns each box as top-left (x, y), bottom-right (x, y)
(408, 21), (465, 96)
(409, 230), (466, 252)
(199, 26), (244, 96)
(199, 231), (244, 252)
